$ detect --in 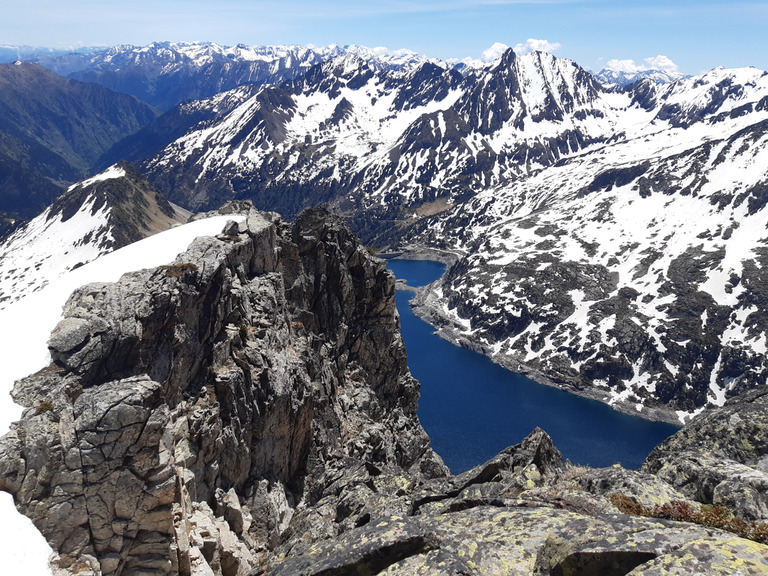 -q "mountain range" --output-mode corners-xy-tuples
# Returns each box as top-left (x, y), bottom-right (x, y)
(7, 41), (436, 111)
(2, 40), (768, 576)
(2, 42), (768, 423)
(593, 67), (686, 87)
